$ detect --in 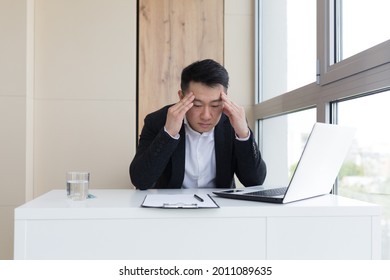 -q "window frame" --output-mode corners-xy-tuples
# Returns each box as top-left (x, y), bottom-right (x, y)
(318, 0), (390, 86)
(254, 0), (390, 260)
(254, 0), (390, 126)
